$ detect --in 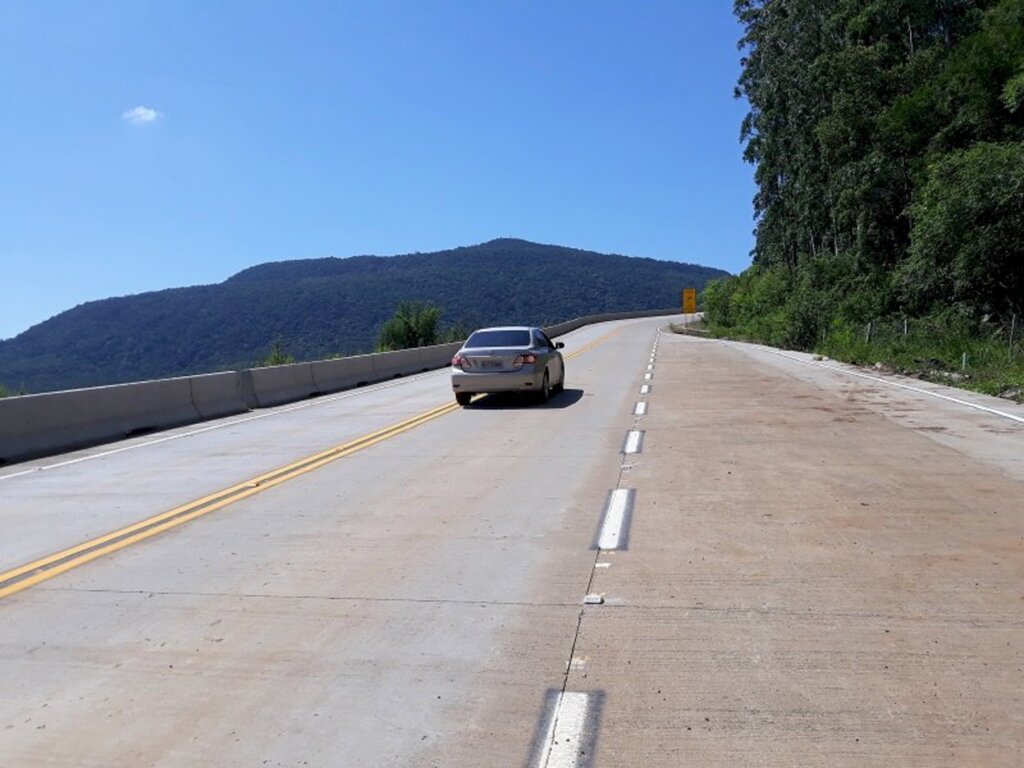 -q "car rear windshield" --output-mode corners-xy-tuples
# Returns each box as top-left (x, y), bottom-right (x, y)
(465, 330), (532, 348)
